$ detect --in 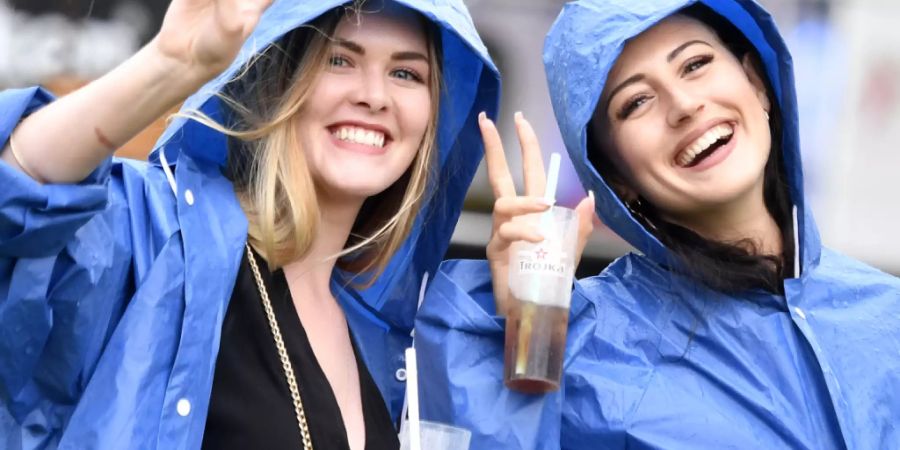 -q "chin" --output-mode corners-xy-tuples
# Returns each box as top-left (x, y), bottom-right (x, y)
(322, 176), (400, 201)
